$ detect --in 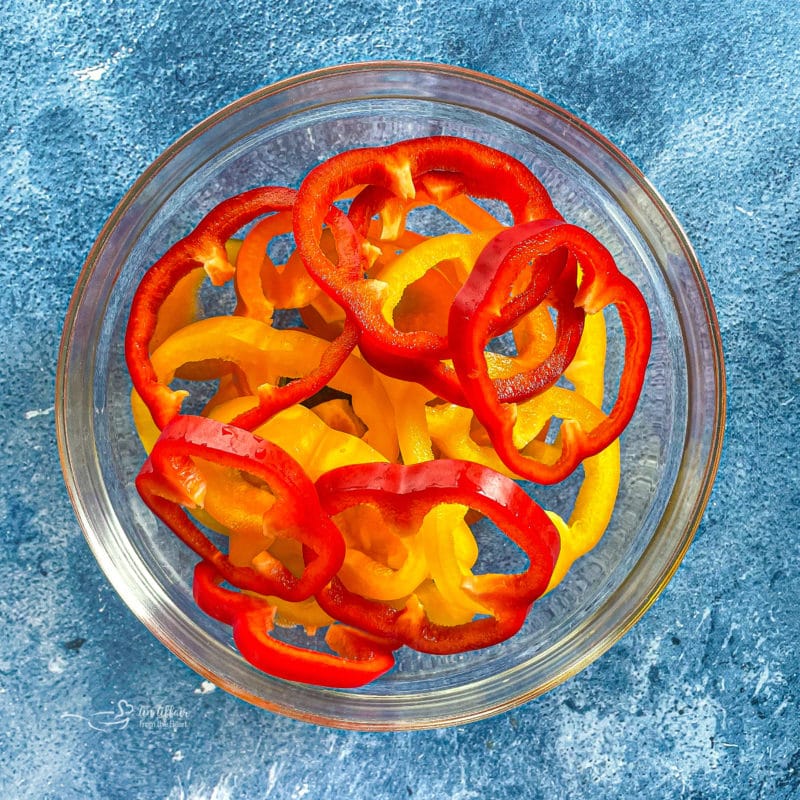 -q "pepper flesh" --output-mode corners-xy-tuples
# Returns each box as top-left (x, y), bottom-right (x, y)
(192, 561), (397, 687)
(124, 135), (652, 688)
(449, 218), (651, 484)
(293, 136), (564, 402)
(312, 459), (560, 654)
(125, 187), (360, 431)
(136, 415), (345, 601)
